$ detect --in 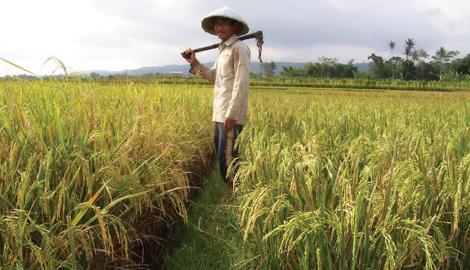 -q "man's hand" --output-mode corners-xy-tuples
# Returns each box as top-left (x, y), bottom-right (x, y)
(224, 118), (236, 133)
(182, 48), (197, 64)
